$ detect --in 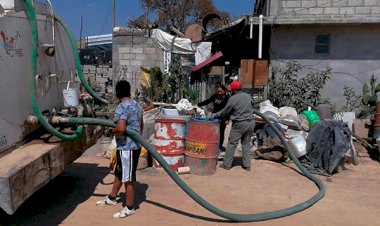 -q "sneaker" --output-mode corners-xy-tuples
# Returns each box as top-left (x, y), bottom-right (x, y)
(242, 166), (251, 171)
(96, 196), (117, 206)
(219, 163), (231, 170)
(217, 152), (225, 160)
(113, 207), (135, 218)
